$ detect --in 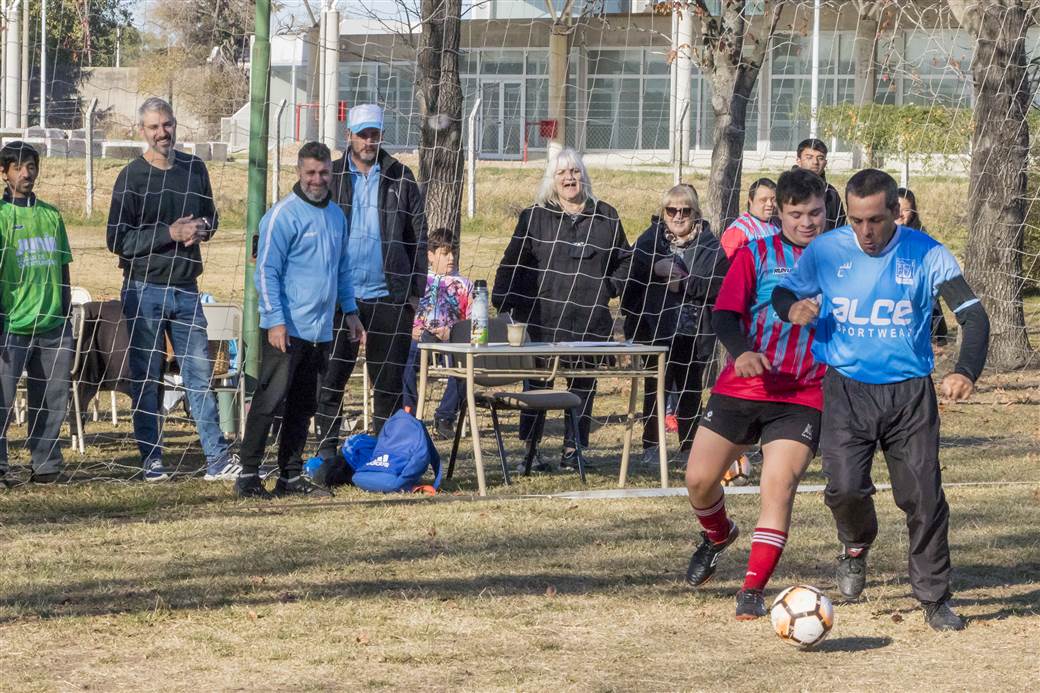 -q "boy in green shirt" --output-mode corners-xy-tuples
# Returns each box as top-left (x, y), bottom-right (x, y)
(0, 141), (73, 486)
